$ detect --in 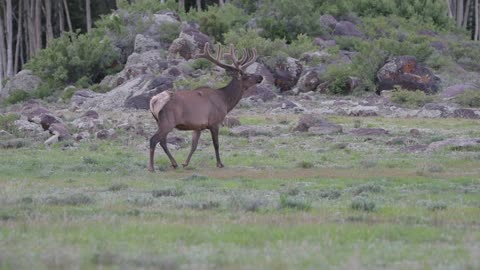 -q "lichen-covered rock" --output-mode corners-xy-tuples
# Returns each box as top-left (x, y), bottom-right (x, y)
(124, 76), (174, 110)
(245, 62), (275, 86)
(377, 56), (441, 94)
(168, 24), (211, 60)
(293, 114), (342, 133)
(453, 108), (480, 119)
(272, 57), (303, 92)
(350, 128), (389, 136)
(427, 138), (480, 152)
(297, 67), (327, 93)
(243, 84), (277, 102)
(71, 90), (101, 109)
(134, 34), (161, 53)
(0, 70), (41, 101)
